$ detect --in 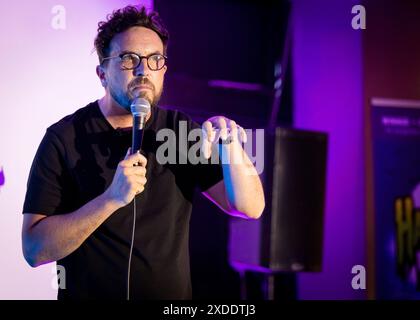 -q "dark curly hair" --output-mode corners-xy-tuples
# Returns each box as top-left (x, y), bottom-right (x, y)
(94, 5), (169, 63)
